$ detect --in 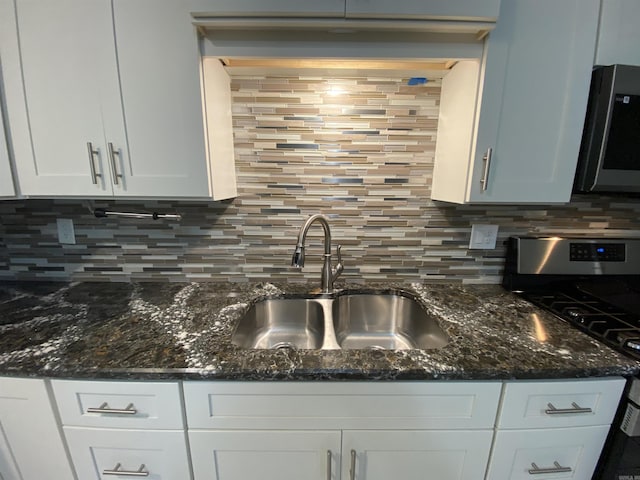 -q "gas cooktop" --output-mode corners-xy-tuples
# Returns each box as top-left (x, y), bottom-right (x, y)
(503, 237), (640, 360)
